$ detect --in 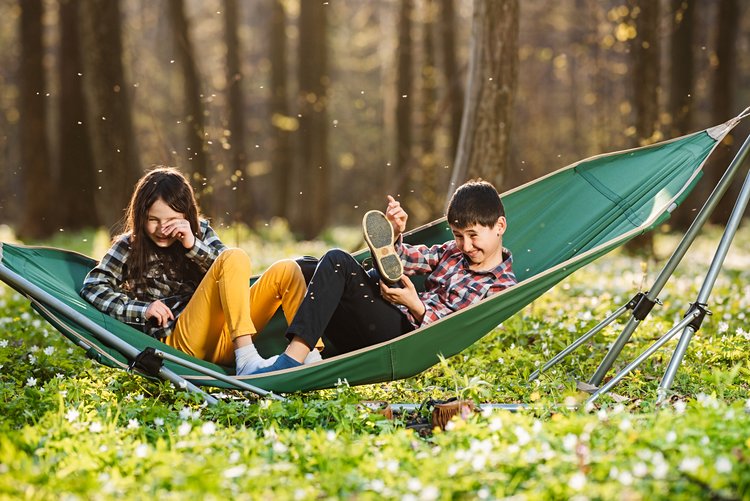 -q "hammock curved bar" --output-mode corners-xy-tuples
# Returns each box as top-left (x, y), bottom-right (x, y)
(0, 122), (737, 394)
